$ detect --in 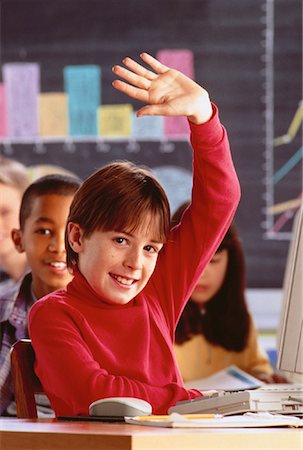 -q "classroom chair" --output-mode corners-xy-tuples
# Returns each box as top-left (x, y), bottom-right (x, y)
(10, 338), (44, 418)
